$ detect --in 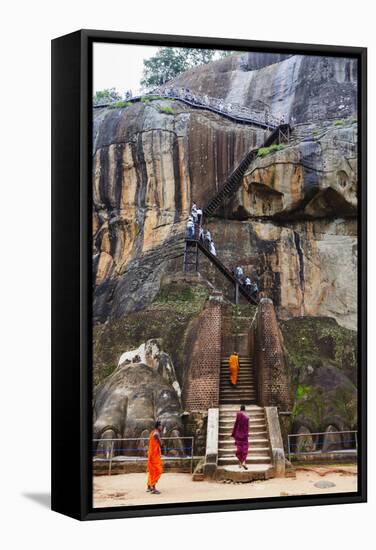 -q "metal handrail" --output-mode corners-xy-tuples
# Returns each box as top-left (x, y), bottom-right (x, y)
(94, 88), (286, 130)
(287, 430), (358, 461)
(93, 436), (194, 475)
